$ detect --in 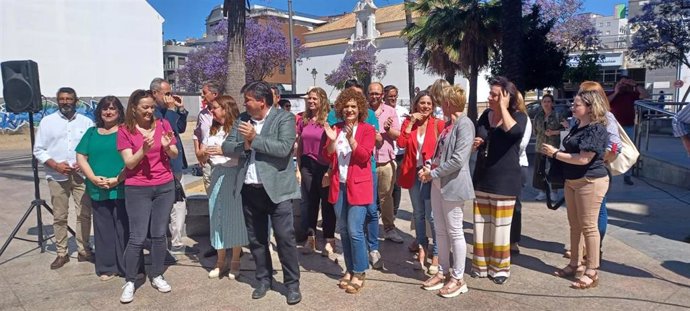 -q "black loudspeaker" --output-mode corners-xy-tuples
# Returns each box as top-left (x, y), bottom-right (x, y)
(1, 60), (42, 113)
